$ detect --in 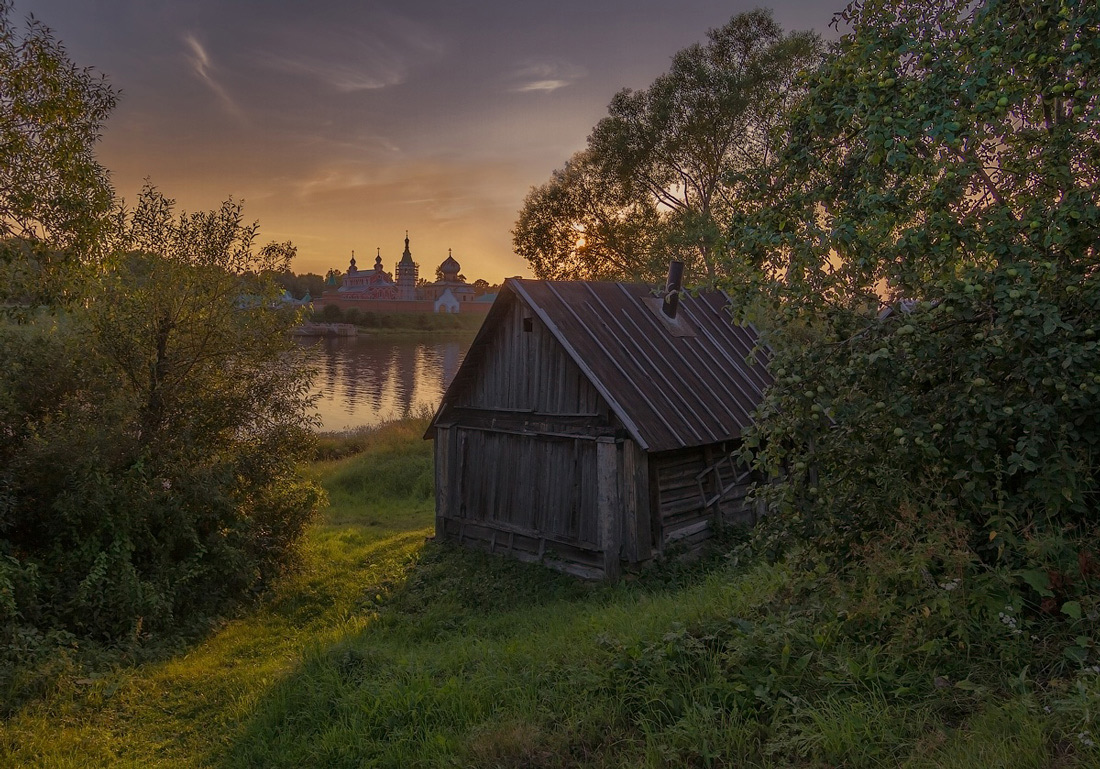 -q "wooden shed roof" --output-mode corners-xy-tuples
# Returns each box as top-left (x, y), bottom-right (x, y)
(431, 278), (772, 453)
